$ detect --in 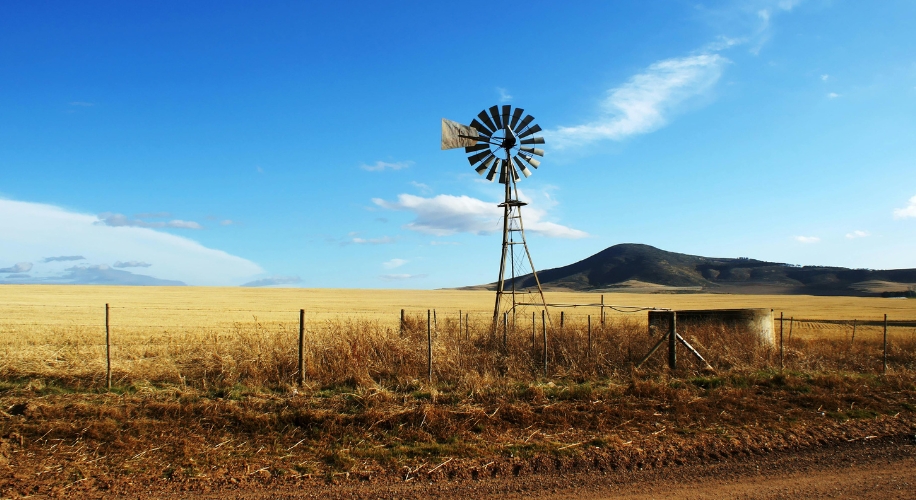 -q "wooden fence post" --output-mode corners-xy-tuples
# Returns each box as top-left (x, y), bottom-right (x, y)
(850, 319), (857, 346)
(883, 314), (888, 374)
(668, 312), (677, 370)
(503, 311), (508, 350)
(788, 317), (794, 343)
(458, 310), (462, 341)
(105, 303), (111, 391)
(433, 309), (437, 332)
(560, 311), (565, 330)
(542, 309), (547, 378)
(298, 309), (305, 386)
(531, 311), (535, 348)
(587, 315), (592, 358)
(779, 312), (784, 369)
(400, 309), (405, 335)
(427, 310), (433, 383)
(465, 313), (469, 341)
(600, 295), (605, 326)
